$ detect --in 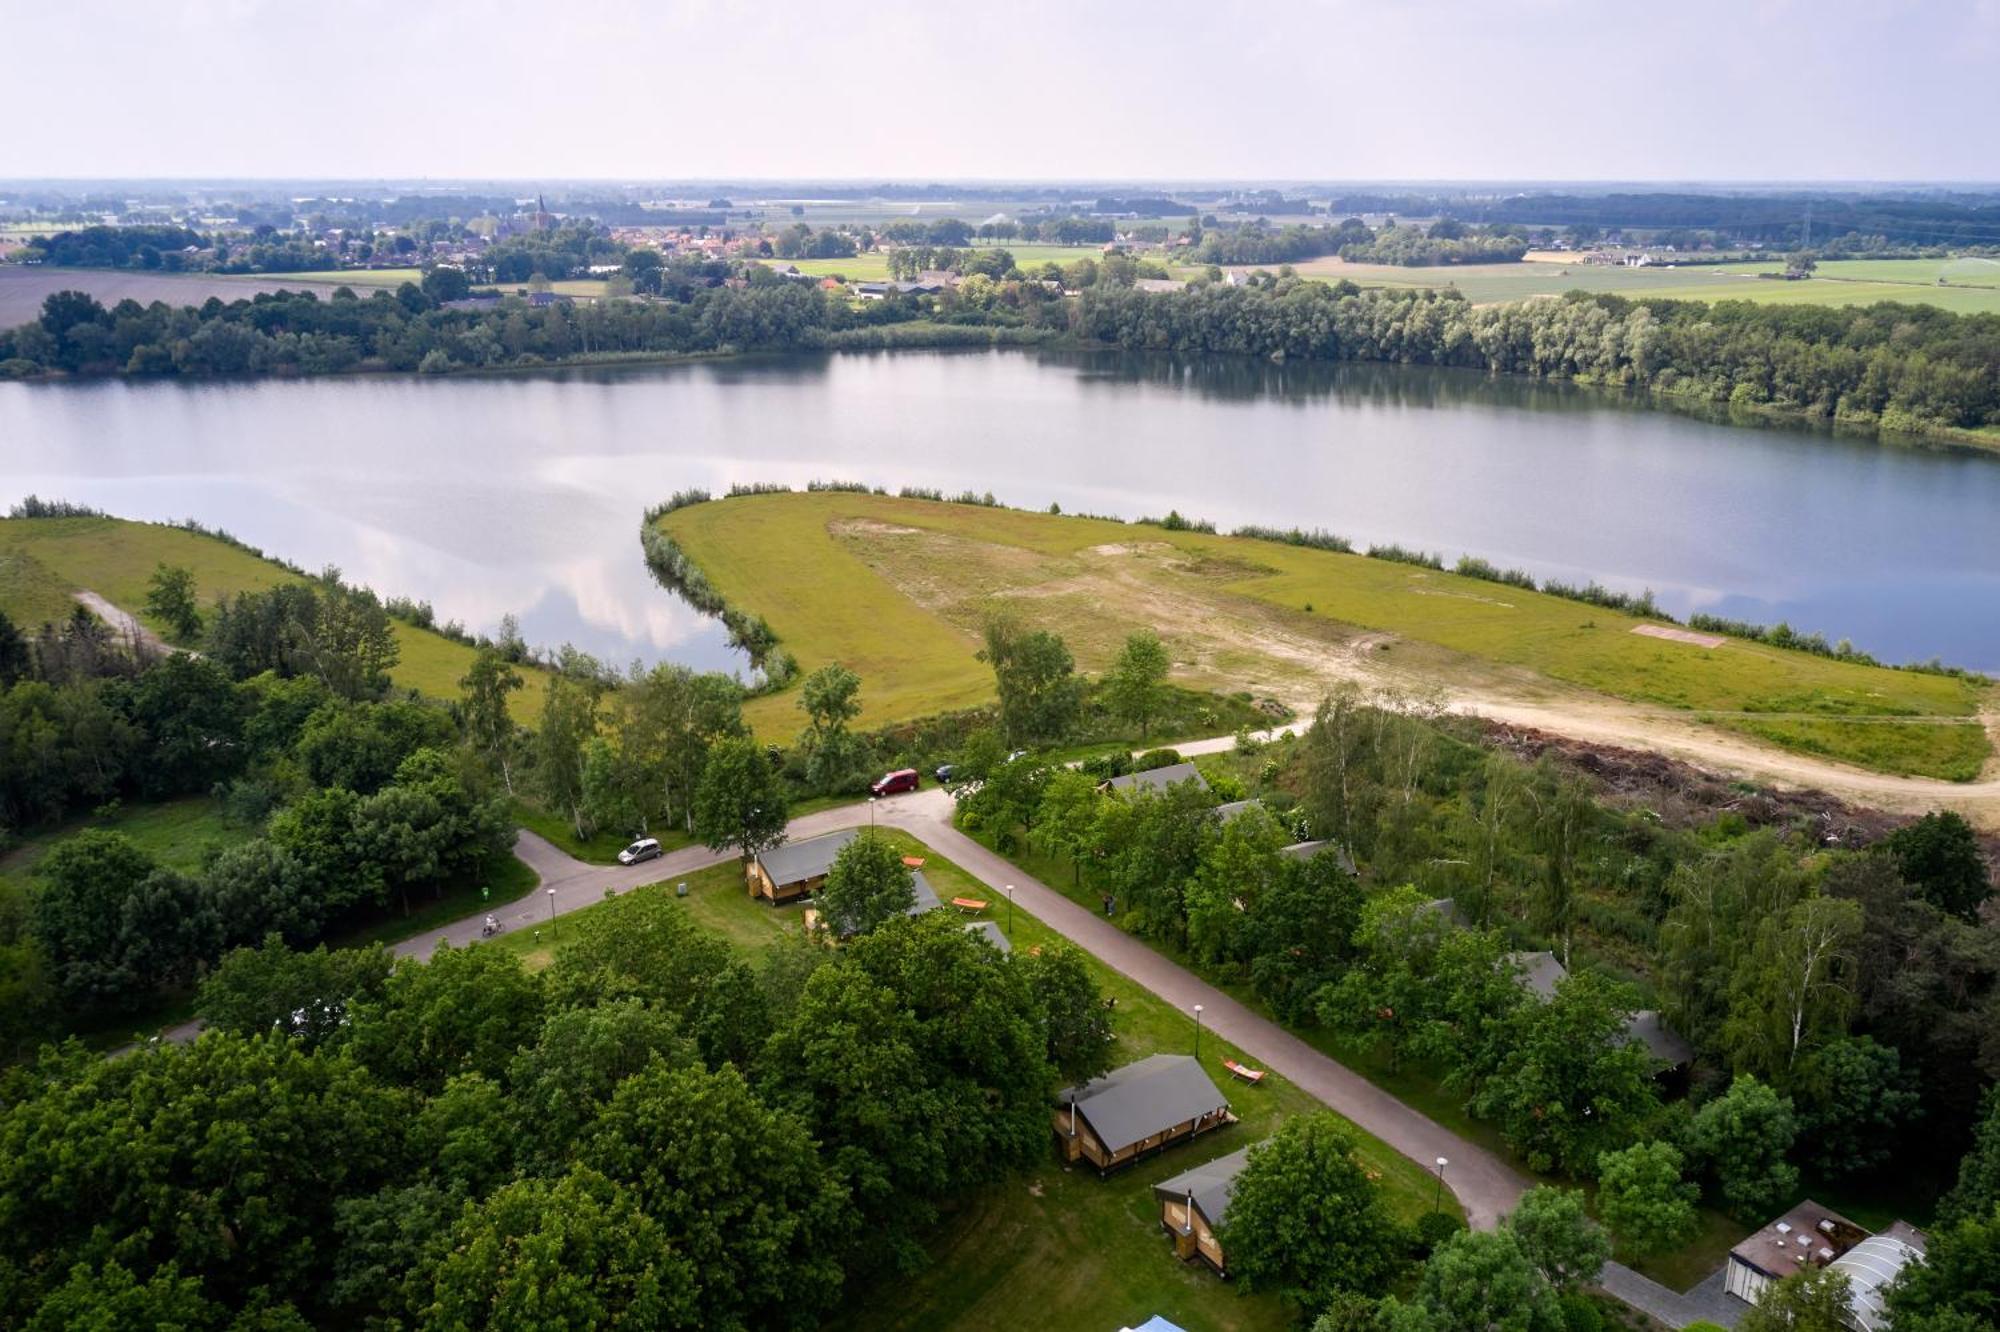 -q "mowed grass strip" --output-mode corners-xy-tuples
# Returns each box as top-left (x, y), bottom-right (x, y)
(0, 517), (545, 723)
(659, 492), (1990, 779)
(493, 827), (1454, 1332)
